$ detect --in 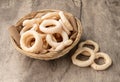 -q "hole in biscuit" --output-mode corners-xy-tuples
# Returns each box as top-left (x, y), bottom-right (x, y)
(83, 44), (94, 50)
(94, 57), (105, 65)
(25, 36), (35, 48)
(30, 38), (35, 47)
(46, 24), (56, 28)
(53, 33), (63, 42)
(76, 53), (89, 61)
